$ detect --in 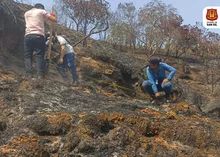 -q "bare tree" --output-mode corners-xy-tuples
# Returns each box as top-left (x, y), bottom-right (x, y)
(139, 0), (182, 56)
(108, 3), (138, 52)
(55, 0), (110, 36)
